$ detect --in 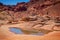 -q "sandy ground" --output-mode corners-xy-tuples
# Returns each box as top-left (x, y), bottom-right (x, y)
(0, 24), (60, 40)
(0, 31), (60, 40)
